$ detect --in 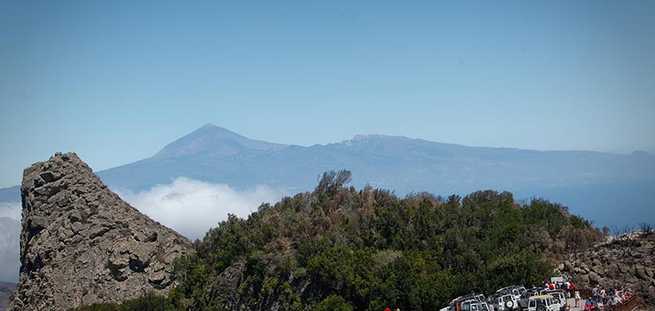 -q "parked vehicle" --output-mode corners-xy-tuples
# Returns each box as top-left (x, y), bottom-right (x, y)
(518, 289), (541, 310)
(526, 295), (560, 311)
(474, 294), (487, 303)
(441, 295), (492, 311)
(496, 286), (526, 301)
(490, 293), (519, 311)
(539, 290), (566, 310)
(461, 299), (491, 311)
